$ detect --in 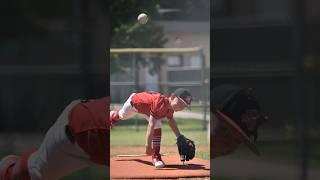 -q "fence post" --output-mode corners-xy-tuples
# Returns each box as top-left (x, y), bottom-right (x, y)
(293, 0), (308, 179)
(201, 49), (207, 130)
